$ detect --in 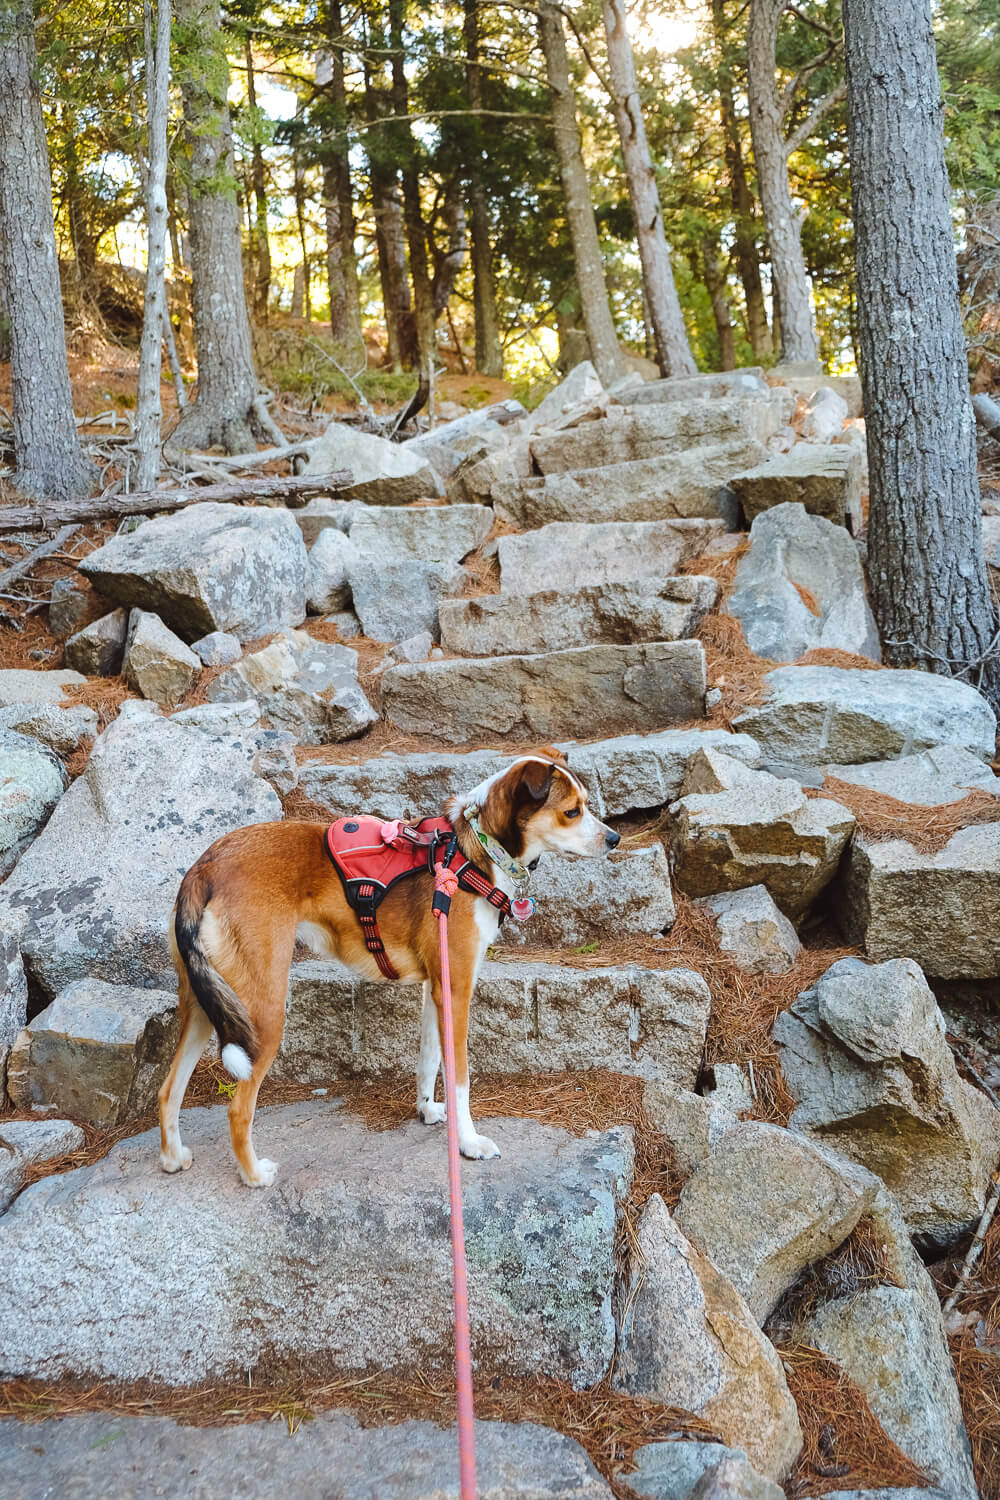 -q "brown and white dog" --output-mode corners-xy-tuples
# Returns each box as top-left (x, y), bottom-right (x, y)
(158, 747), (619, 1187)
